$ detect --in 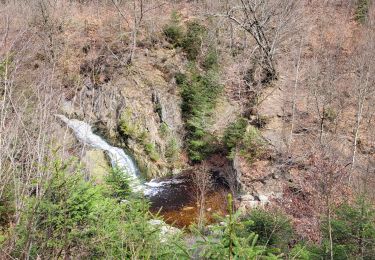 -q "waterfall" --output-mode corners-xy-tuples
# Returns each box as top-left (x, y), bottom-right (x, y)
(56, 114), (174, 195)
